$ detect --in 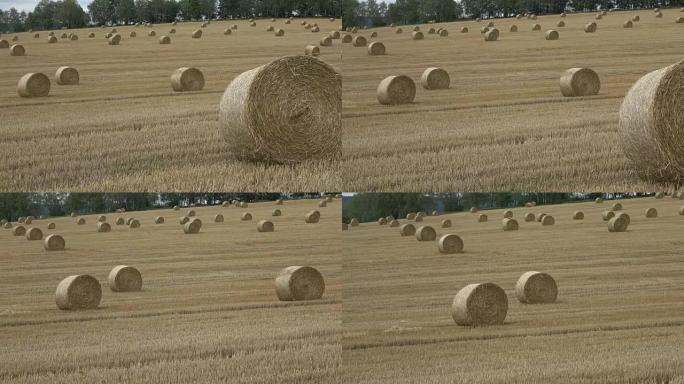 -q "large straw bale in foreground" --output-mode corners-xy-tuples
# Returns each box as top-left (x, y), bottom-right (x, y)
(55, 275), (101, 310)
(44, 234), (65, 250)
(275, 266), (324, 301)
(17, 73), (50, 98)
(377, 75), (416, 105)
(219, 56), (341, 163)
(451, 283), (508, 326)
(438, 234), (463, 254)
